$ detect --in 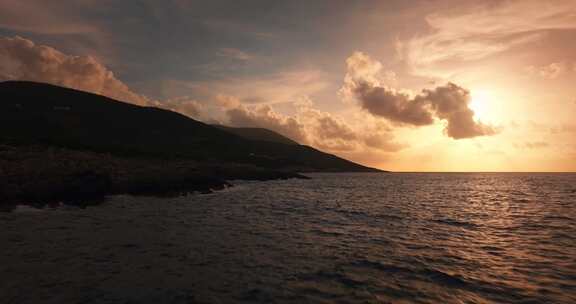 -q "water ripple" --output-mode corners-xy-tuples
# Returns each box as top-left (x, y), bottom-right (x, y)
(3, 173), (575, 303)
